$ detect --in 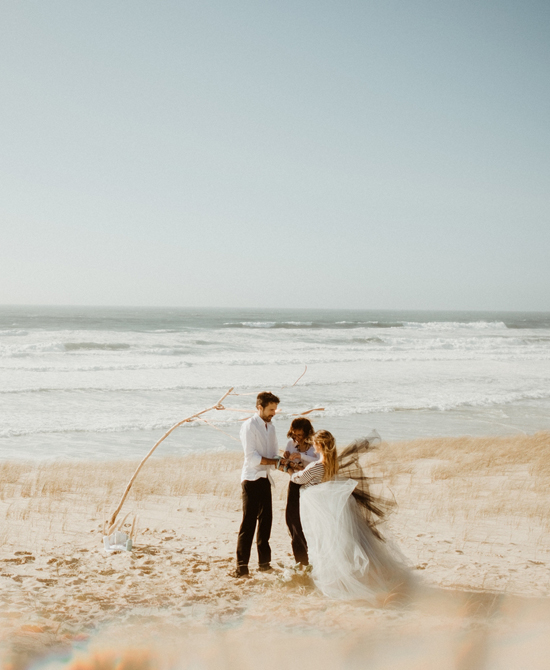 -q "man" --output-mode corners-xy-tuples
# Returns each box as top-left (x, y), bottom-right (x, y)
(233, 391), (282, 577)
